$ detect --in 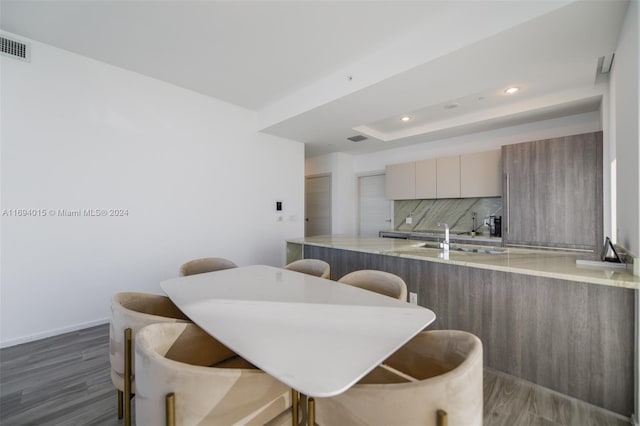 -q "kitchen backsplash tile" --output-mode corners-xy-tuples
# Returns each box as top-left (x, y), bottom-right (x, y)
(395, 197), (503, 235)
